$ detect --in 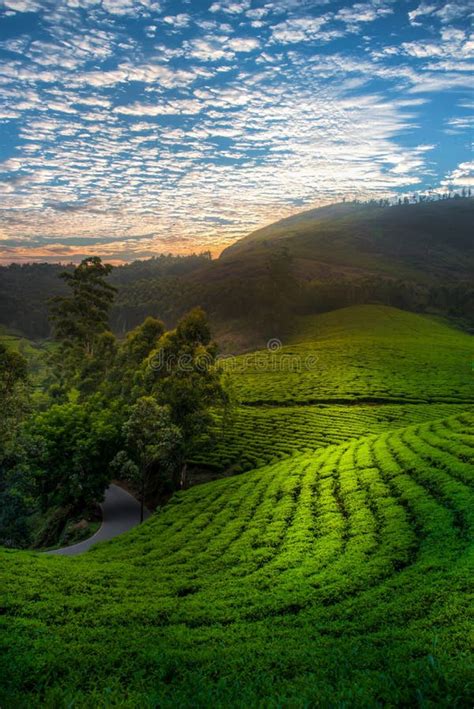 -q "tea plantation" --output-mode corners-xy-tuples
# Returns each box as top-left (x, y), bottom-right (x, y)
(195, 306), (473, 474)
(226, 305), (473, 404)
(1, 412), (473, 706)
(193, 403), (470, 474)
(1, 306), (473, 707)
